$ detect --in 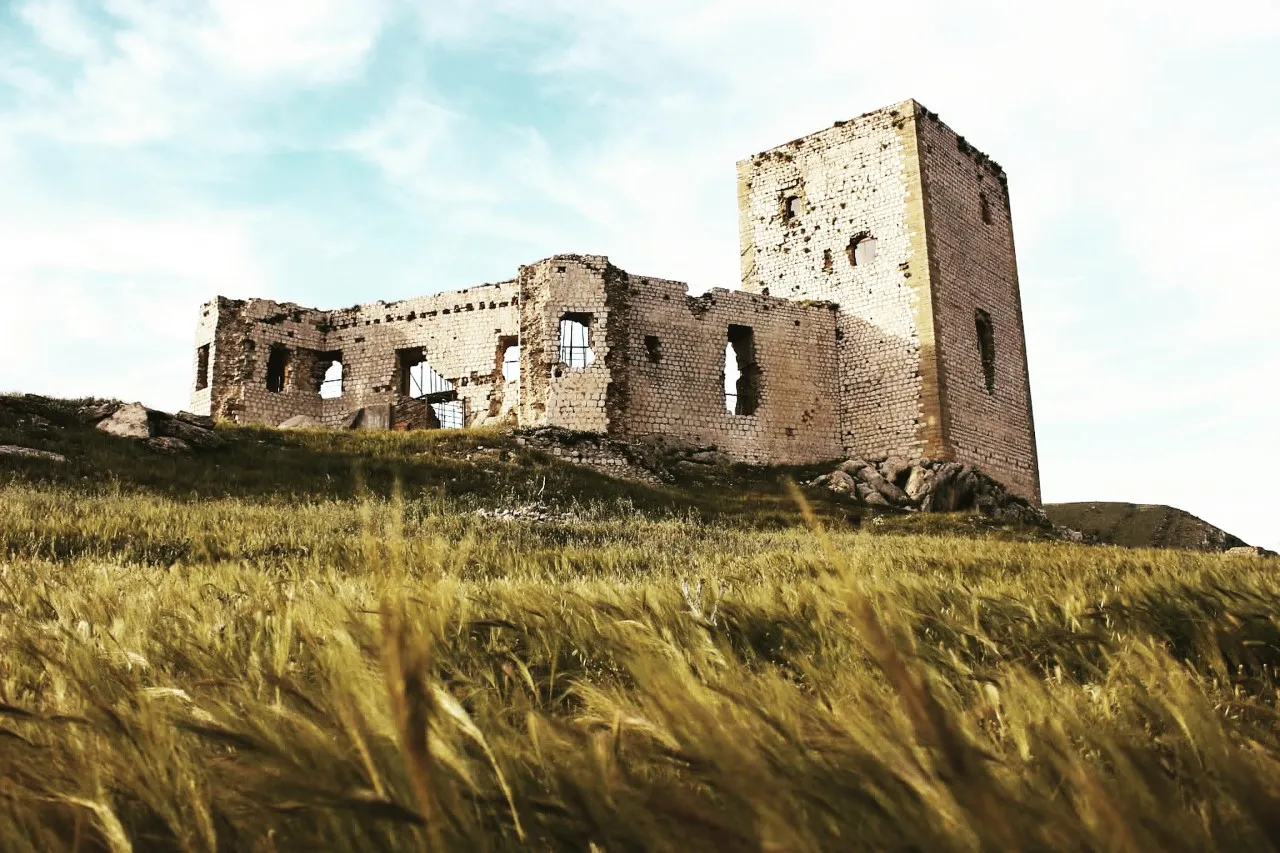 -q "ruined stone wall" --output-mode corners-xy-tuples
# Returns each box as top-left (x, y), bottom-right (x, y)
(190, 301), (219, 417)
(321, 281), (520, 428)
(736, 101), (943, 463)
(517, 256), (614, 433)
(736, 99), (1040, 501)
(190, 297), (330, 424)
(189, 98), (1037, 490)
(191, 285), (520, 428)
(610, 275), (842, 465)
(914, 110), (1040, 502)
